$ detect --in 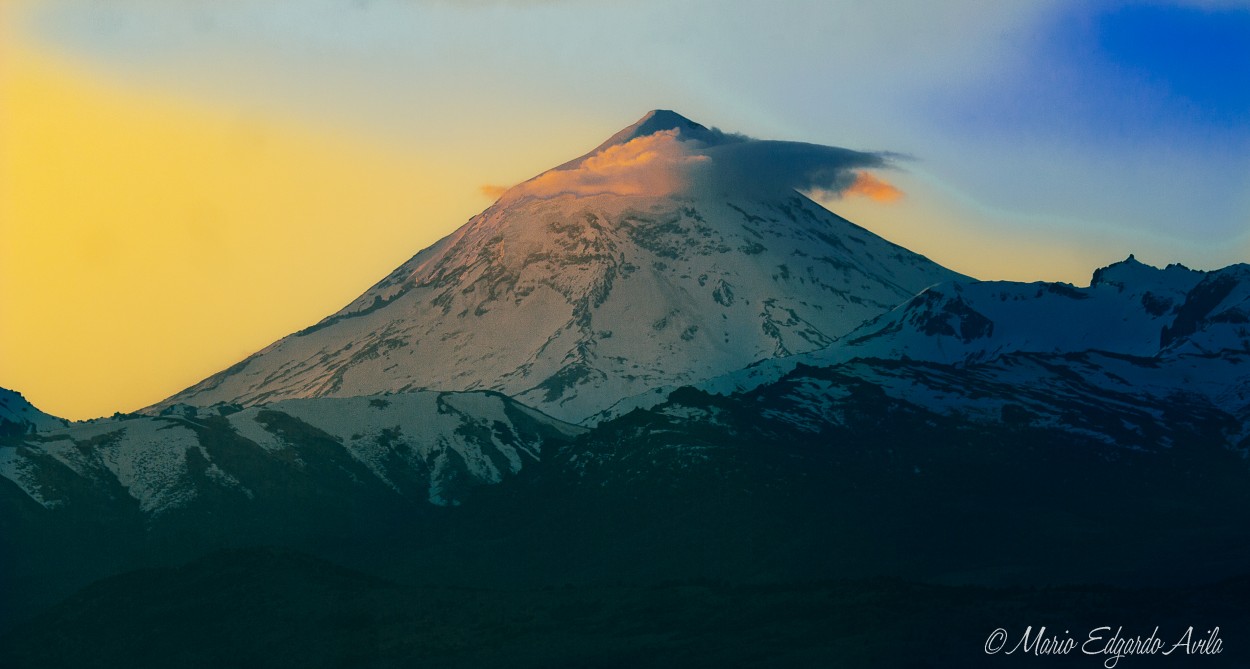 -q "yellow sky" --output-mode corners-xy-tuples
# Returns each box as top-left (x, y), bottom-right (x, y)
(829, 174), (1116, 285)
(0, 34), (496, 419)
